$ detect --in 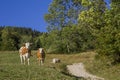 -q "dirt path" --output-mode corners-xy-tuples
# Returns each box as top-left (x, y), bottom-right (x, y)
(67, 63), (104, 80)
